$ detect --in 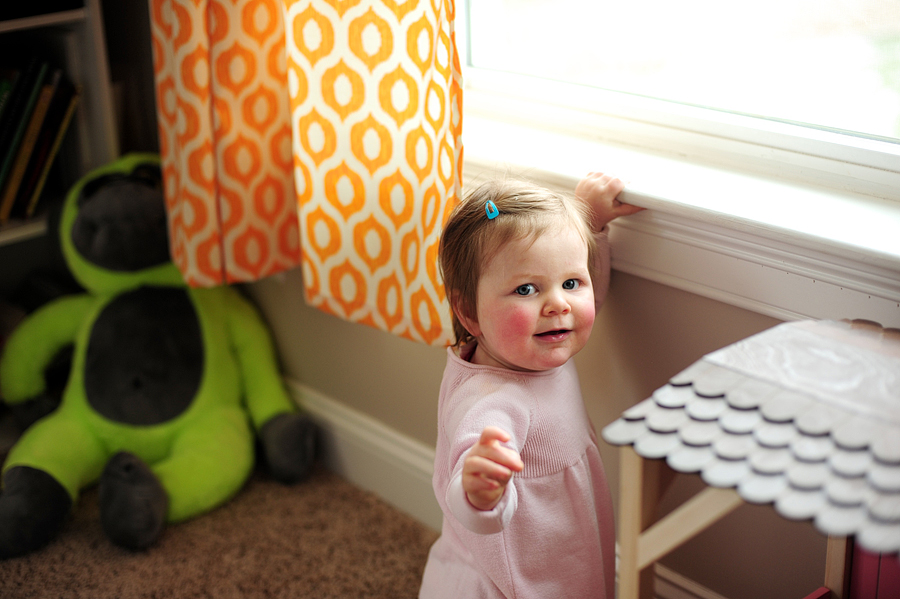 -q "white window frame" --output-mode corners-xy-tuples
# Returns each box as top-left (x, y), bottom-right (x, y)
(456, 3), (900, 328)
